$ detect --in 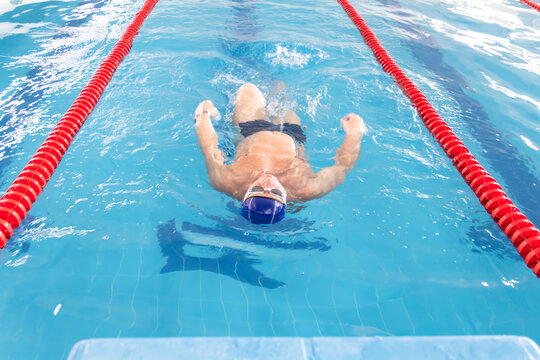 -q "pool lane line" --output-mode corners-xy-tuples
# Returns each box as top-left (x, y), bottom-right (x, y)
(520, 0), (540, 12)
(376, 0), (540, 255)
(337, 0), (540, 277)
(0, 0), (159, 251)
(0, 0), (110, 211)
